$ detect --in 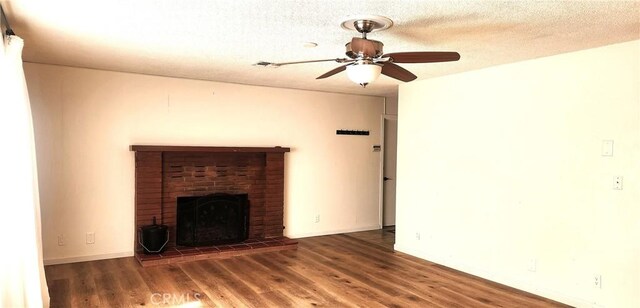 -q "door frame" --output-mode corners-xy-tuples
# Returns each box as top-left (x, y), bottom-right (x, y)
(379, 114), (398, 228)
